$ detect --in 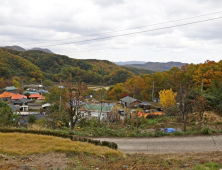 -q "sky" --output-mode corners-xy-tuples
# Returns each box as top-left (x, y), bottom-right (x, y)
(1, 0), (222, 64)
